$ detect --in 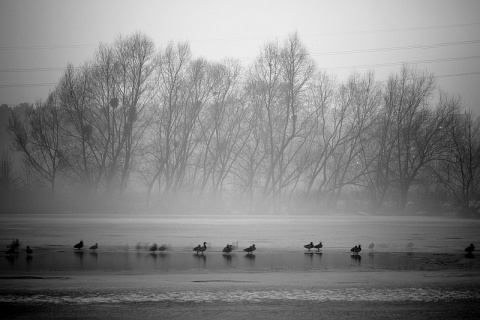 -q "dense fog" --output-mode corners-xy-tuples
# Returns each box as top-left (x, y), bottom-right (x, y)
(1, 33), (479, 217)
